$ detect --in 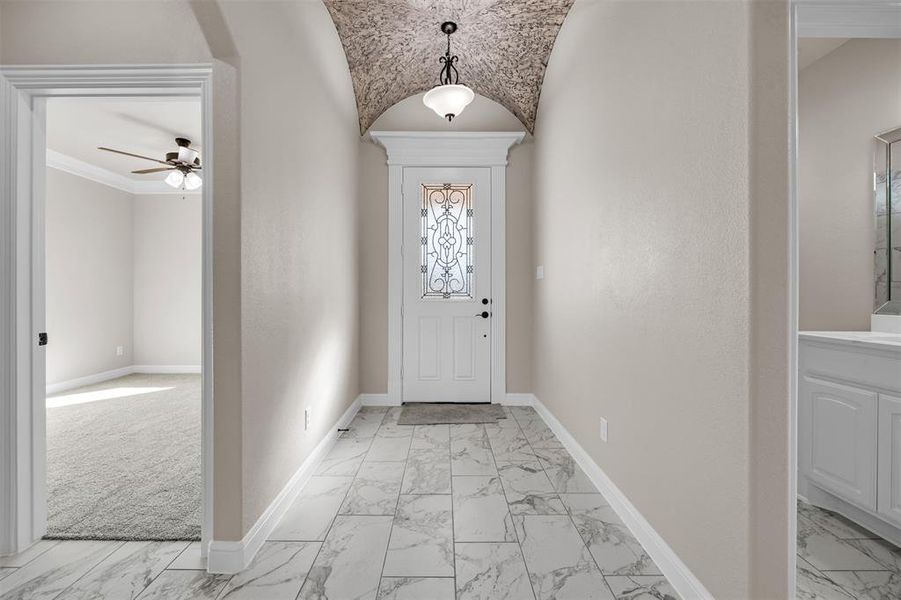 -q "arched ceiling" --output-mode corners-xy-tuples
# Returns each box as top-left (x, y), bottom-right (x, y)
(323, 0), (575, 134)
